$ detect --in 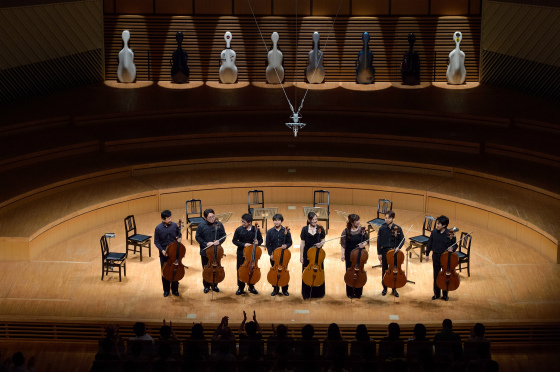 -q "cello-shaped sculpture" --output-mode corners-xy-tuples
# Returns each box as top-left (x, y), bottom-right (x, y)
(356, 32), (375, 84)
(401, 32), (420, 85)
(117, 30), (136, 83)
(266, 32), (284, 84)
(171, 31), (189, 83)
(219, 31), (238, 84)
(306, 32), (324, 84)
(446, 31), (466, 85)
